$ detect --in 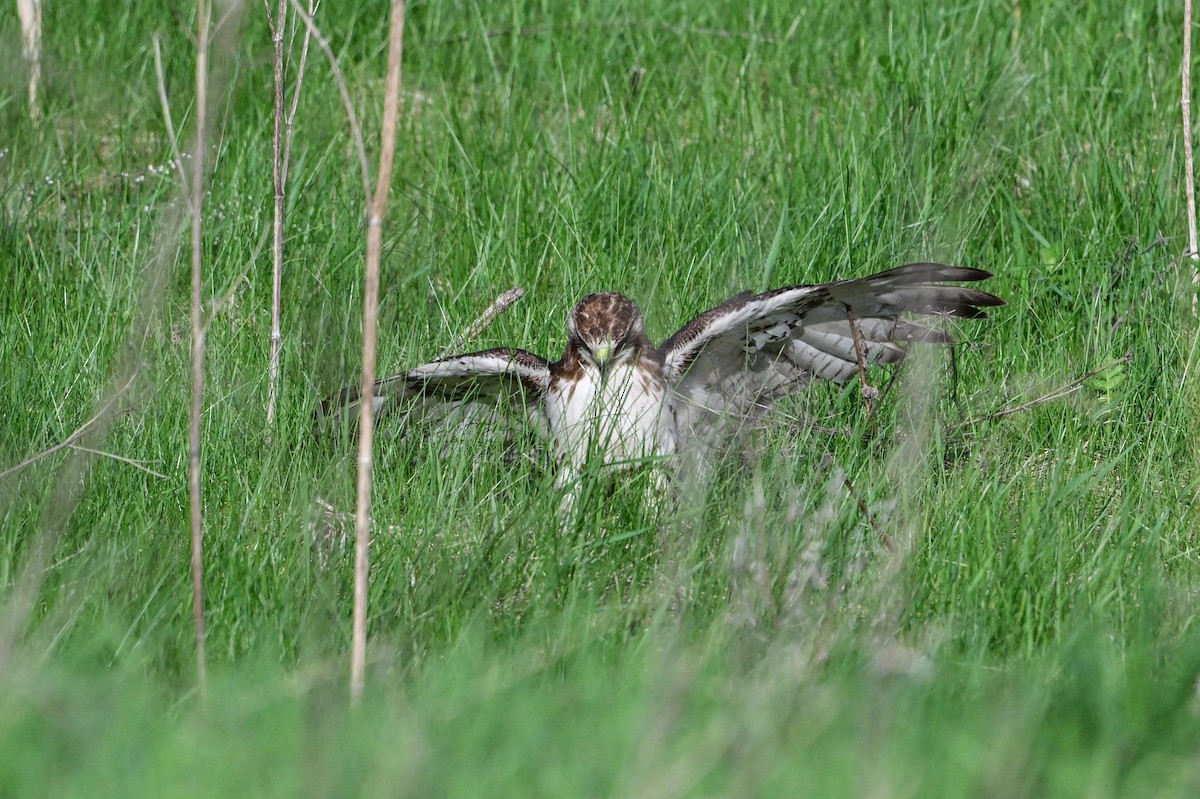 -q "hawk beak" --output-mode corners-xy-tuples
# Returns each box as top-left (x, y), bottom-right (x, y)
(594, 344), (611, 370)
